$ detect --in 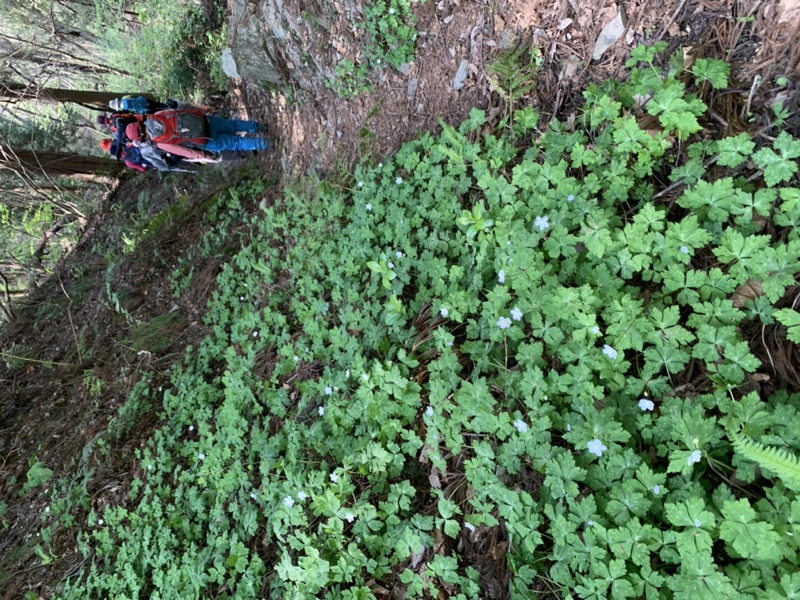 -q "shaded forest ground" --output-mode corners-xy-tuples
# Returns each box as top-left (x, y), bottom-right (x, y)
(1, 0), (799, 597)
